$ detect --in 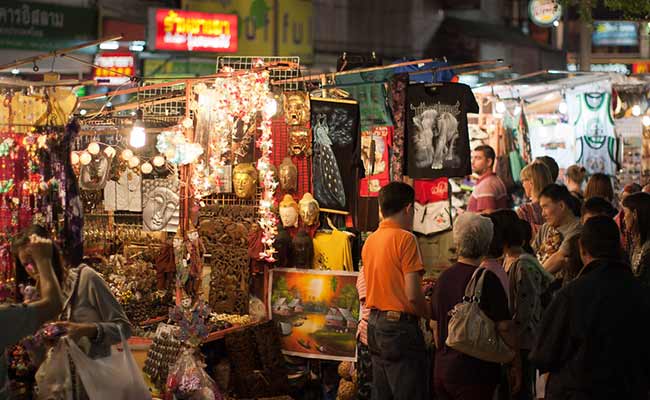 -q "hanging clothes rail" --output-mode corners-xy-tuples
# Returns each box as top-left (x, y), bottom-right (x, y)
(456, 65), (512, 77)
(0, 36), (123, 71)
(270, 57), (438, 85)
(406, 59), (505, 76)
